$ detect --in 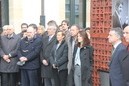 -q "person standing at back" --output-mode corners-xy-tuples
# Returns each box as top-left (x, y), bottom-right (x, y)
(108, 27), (127, 86)
(60, 20), (70, 43)
(17, 23), (28, 38)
